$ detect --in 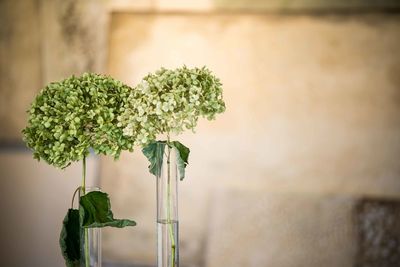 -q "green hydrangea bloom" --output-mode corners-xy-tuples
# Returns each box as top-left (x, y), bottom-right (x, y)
(22, 73), (134, 168)
(119, 66), (226, 145)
